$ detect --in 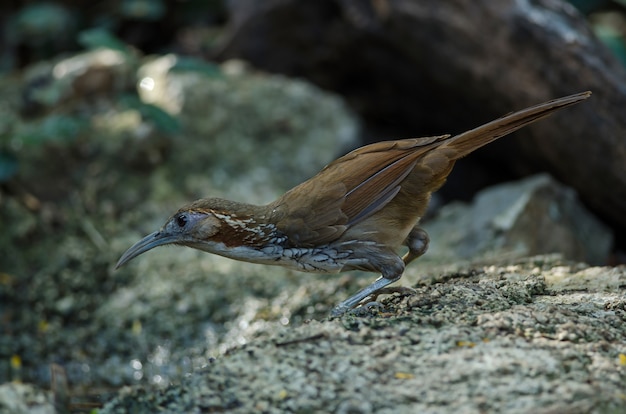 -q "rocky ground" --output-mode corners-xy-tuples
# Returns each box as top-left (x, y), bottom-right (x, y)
(5, 256), (624, 413)
(101, 256), (626, 414)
